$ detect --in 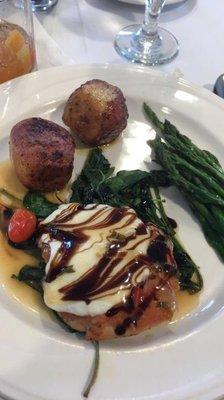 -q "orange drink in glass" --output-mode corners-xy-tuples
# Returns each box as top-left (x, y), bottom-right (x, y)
(0, 1), (36, 84)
